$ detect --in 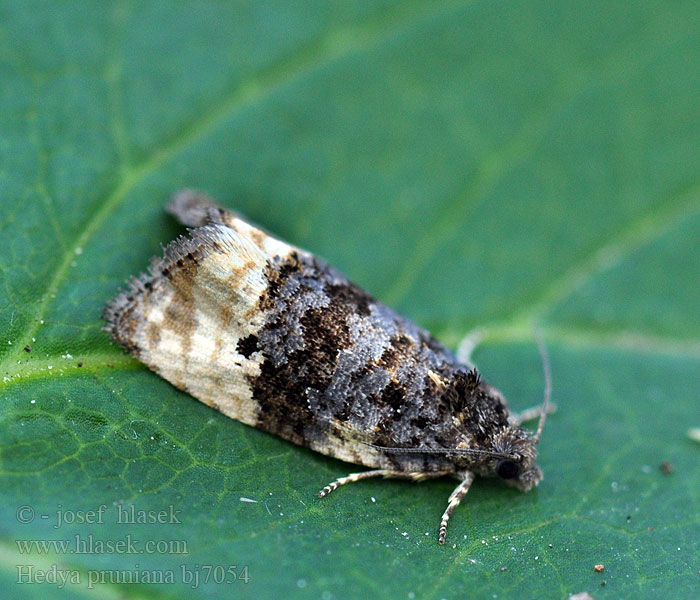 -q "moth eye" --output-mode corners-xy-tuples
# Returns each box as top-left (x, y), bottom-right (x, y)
(496, 459), (520, 479)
